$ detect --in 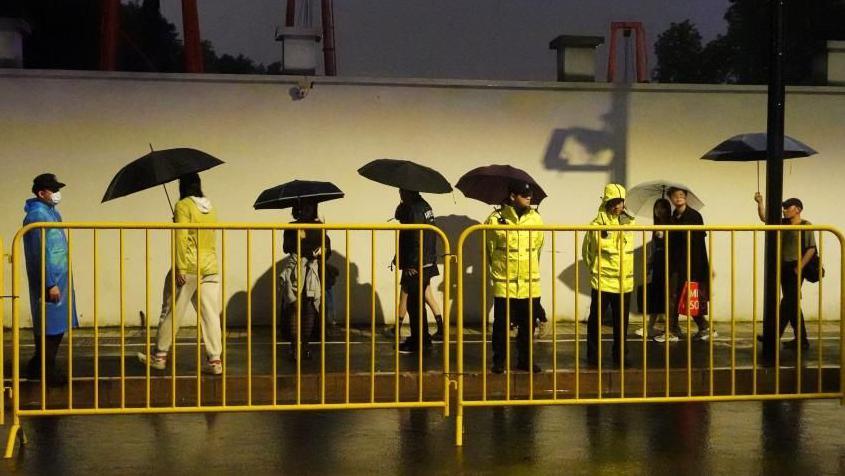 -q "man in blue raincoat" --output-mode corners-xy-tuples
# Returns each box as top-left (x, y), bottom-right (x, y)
(23, 173), (78, 386)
